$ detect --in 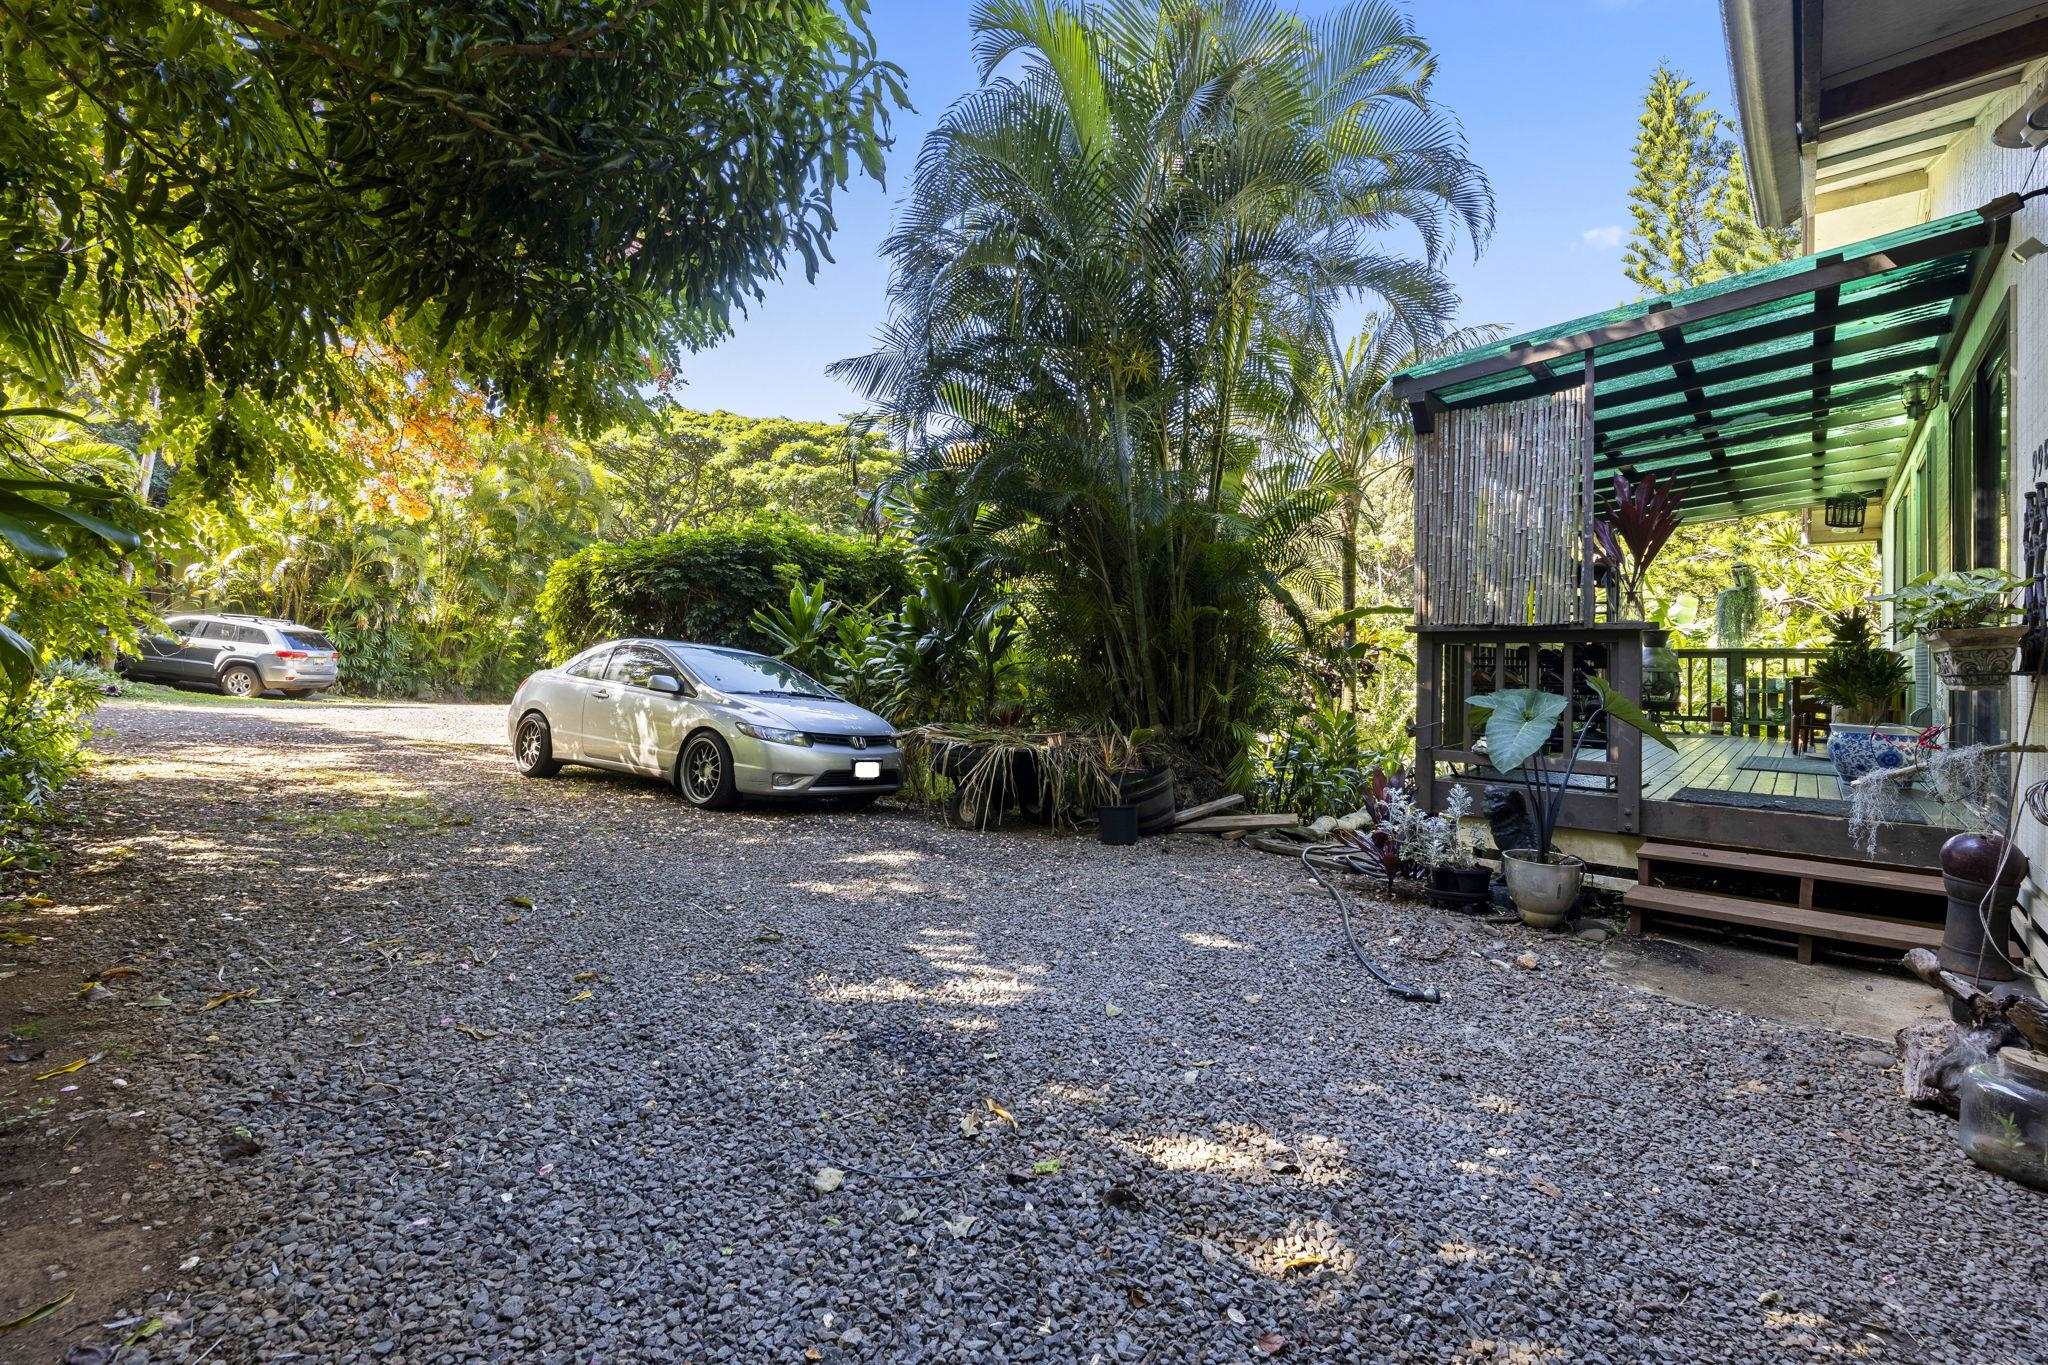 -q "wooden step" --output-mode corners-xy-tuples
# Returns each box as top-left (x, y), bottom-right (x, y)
(1634, 841), (1943, 898)
(1623, 884), (1941, 963)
